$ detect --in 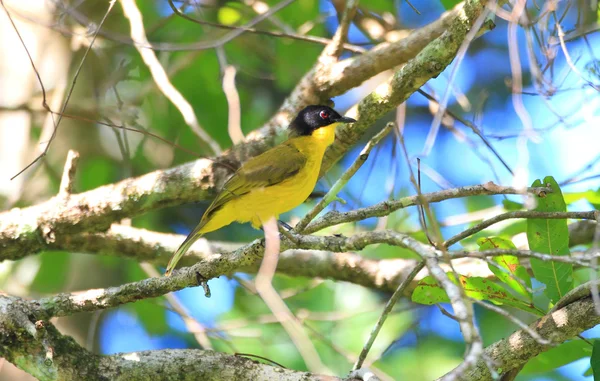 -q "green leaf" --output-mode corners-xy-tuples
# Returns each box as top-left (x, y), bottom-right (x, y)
(412, 275), (540, 314)
(218, 7), (241, 25)
(440, 0), (462, 10)
(456, 276), (540, 314)
(527, 176), (573, 304)
(592, 340), (600, 381)
(412, 276), (450, 305)
(563, 189), (600, 209)
(502, 199), (523, 211)
(477, 237), (532, 301)
(522, 340), (591, 374)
